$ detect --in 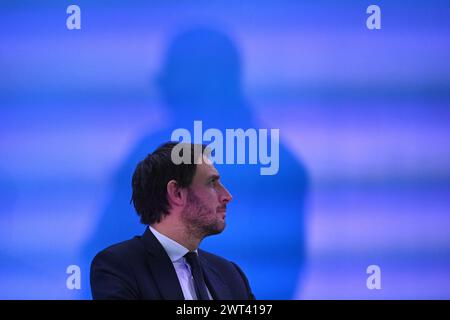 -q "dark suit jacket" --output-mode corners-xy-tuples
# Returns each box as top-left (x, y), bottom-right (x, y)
(90, 228), (255, 300)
